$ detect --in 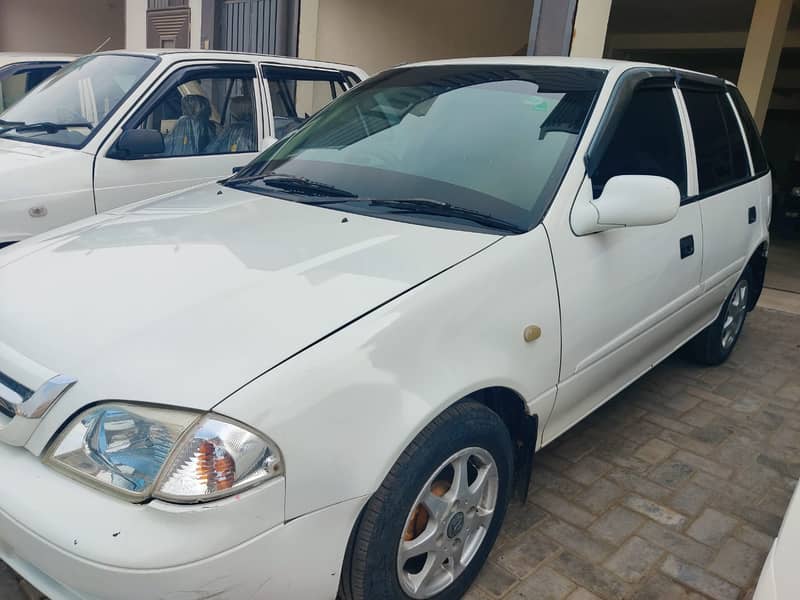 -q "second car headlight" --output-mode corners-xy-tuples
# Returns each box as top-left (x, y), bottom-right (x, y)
(44, 403), (283, 503)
